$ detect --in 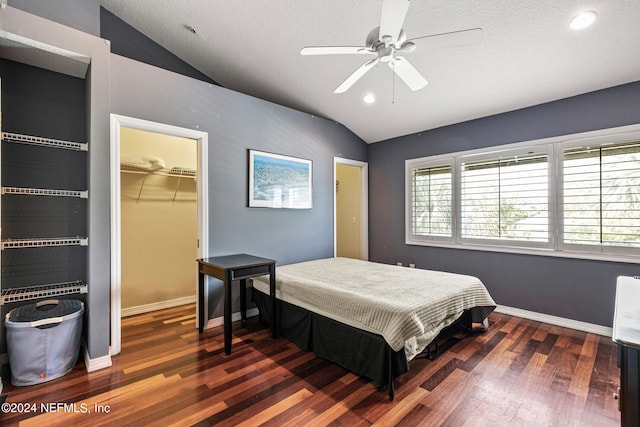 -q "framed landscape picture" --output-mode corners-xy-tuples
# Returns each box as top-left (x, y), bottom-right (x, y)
(248, 150), (312, 209)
